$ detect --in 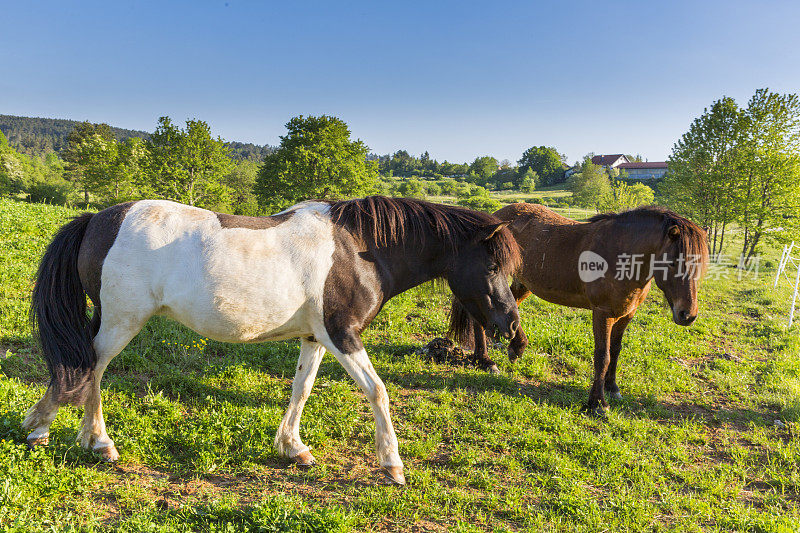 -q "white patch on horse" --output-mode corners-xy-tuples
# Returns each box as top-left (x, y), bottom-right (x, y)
(100, 200), (336, 343)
